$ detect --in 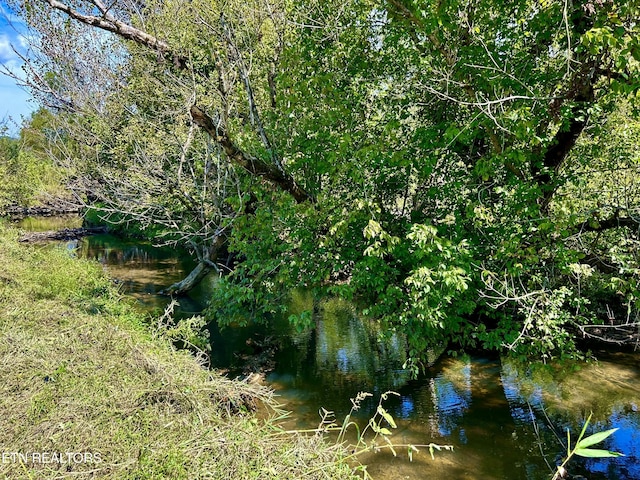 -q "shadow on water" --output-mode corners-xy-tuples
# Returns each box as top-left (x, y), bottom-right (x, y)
(17, 215), (640, 480)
